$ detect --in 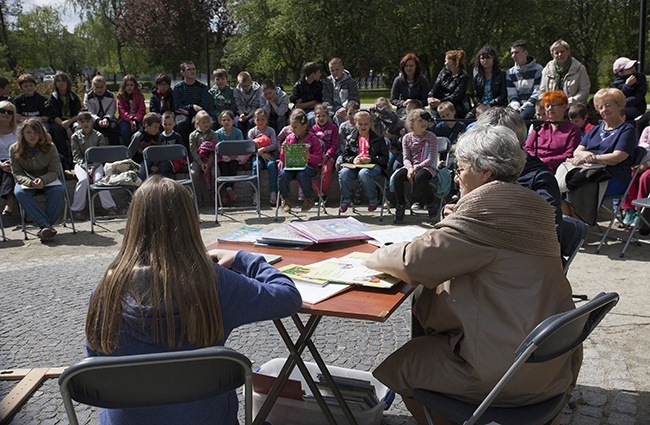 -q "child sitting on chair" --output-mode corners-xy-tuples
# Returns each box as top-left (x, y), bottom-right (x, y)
(390, 109), (438, 224)
(338, 110), (389, 213)
(248, 108), (278, 205)
(128, 112), (162, 180)
(312, 104), (339, 203)
(433, 101), (465, 144)
(278, 110), (322, 213)
(189, 110), (218, 206)
(70, 111), (118, 221)
(216, 110), (246, 204)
